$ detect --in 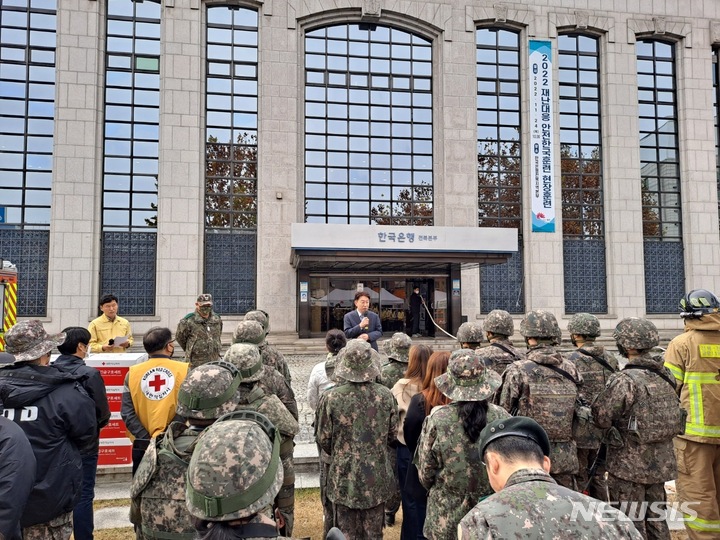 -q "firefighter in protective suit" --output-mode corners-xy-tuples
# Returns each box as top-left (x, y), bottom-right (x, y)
(495, 310), (582, 489)
(593, 317), (685, 540)
(665, 289), (720, 540)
